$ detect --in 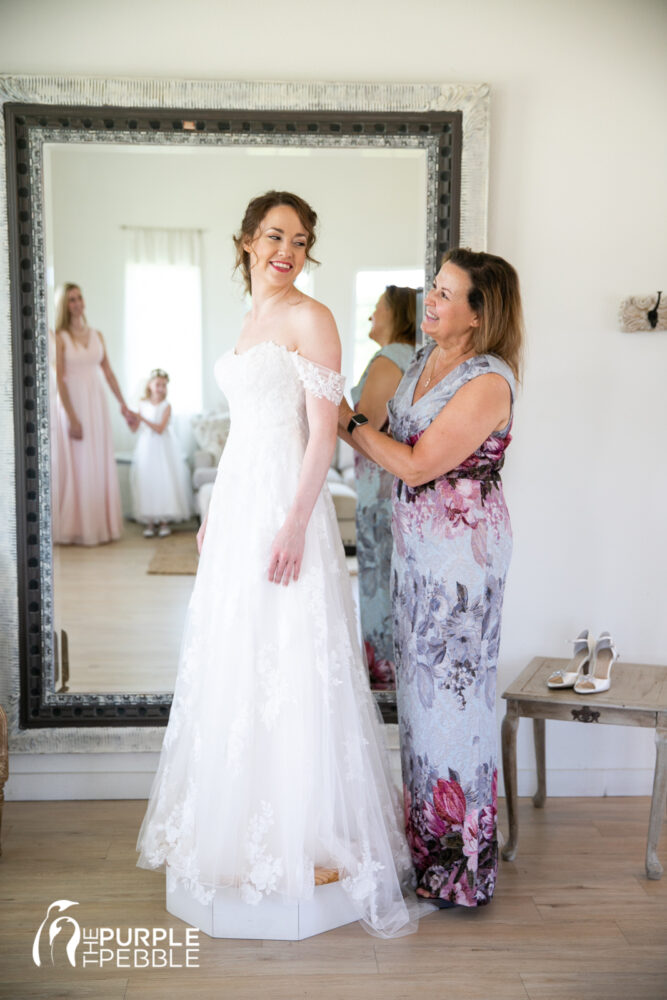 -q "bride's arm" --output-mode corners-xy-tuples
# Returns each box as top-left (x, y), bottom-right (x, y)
(268, 302), (341, 587)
